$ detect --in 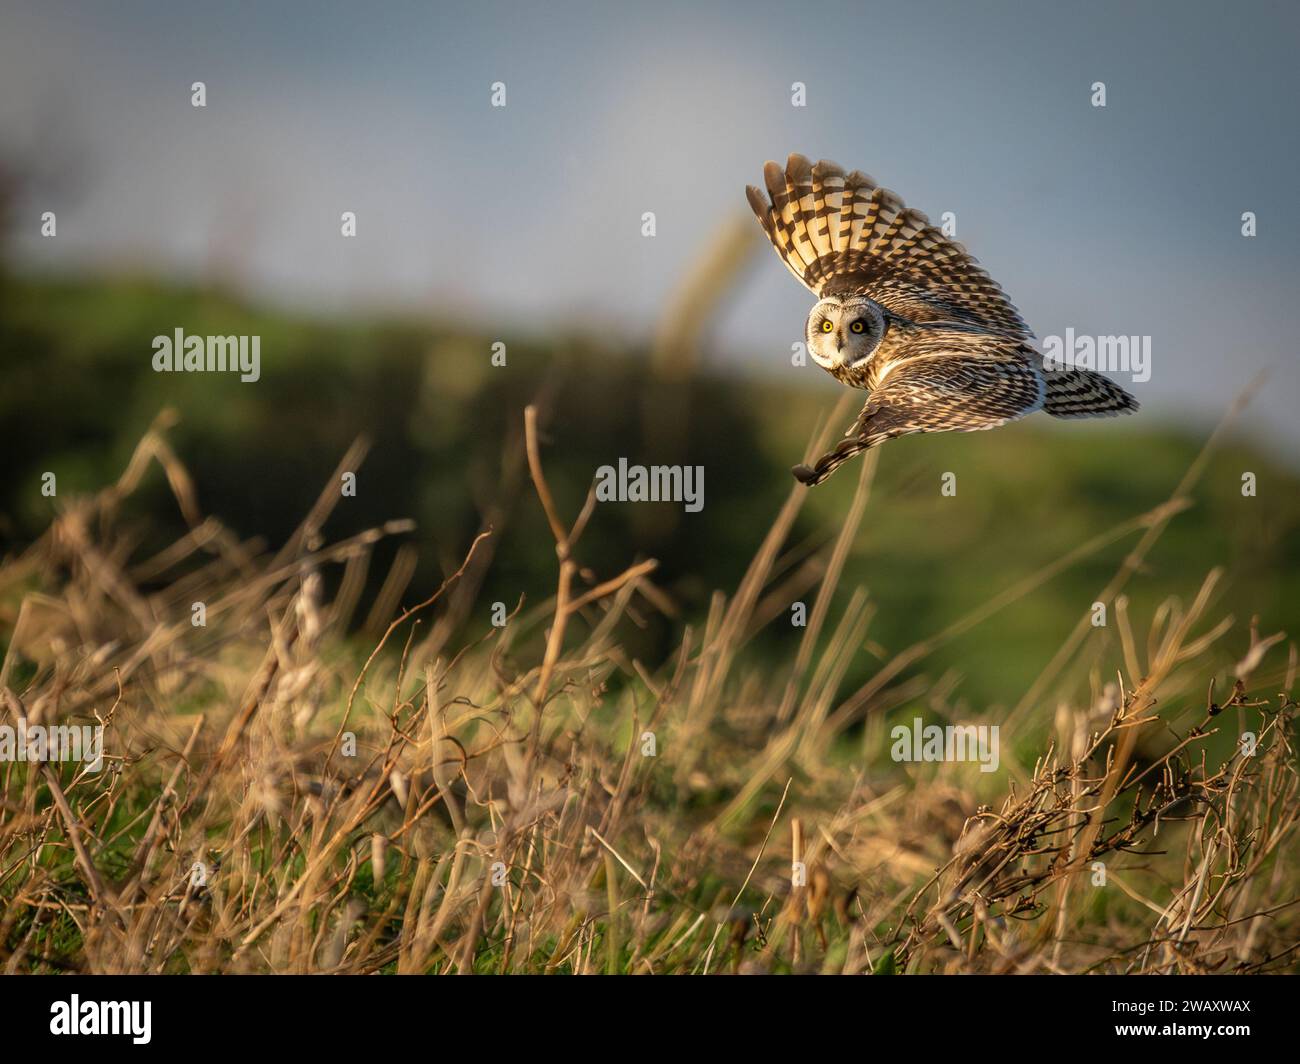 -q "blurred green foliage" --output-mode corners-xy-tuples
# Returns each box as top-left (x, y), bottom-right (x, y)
(3, 275), (1297, 711)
